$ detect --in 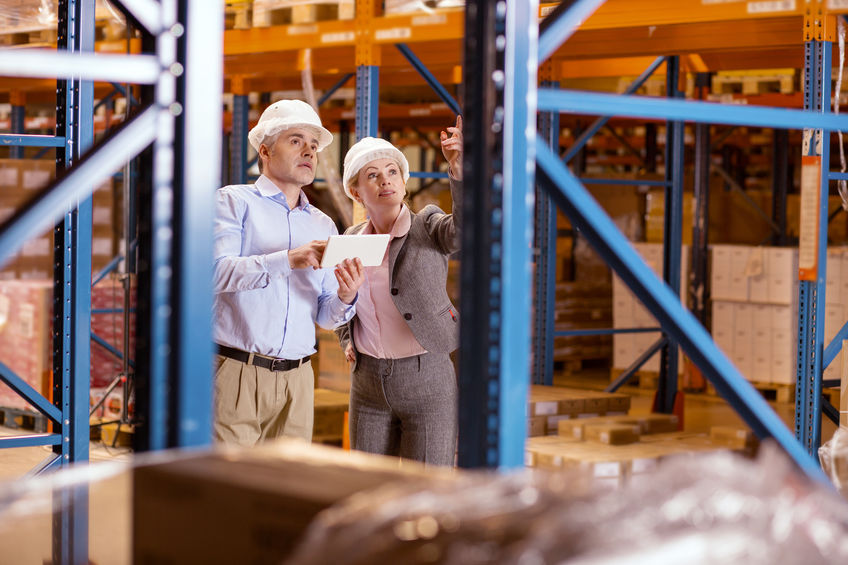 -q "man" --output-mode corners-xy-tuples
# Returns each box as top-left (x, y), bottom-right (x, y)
(213, 99), (363, 445)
